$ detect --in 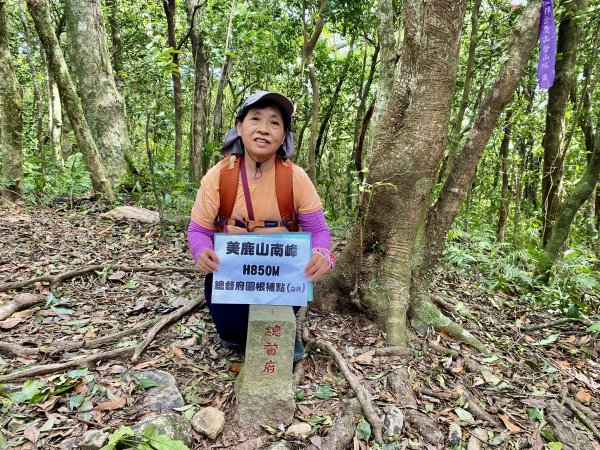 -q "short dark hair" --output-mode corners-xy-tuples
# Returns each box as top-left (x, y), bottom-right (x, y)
(236, 100), (291, 130)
